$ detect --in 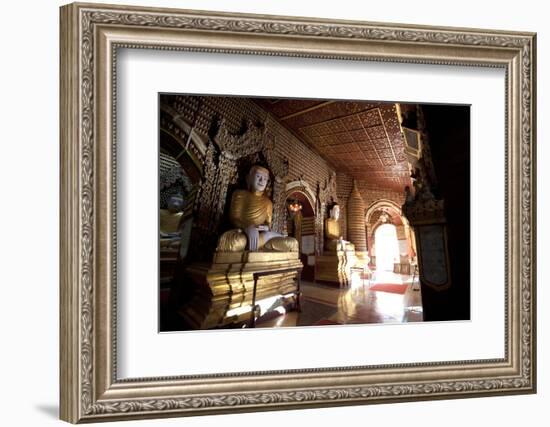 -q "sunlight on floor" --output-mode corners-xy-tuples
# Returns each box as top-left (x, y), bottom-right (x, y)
(256, 271), (423, 328)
